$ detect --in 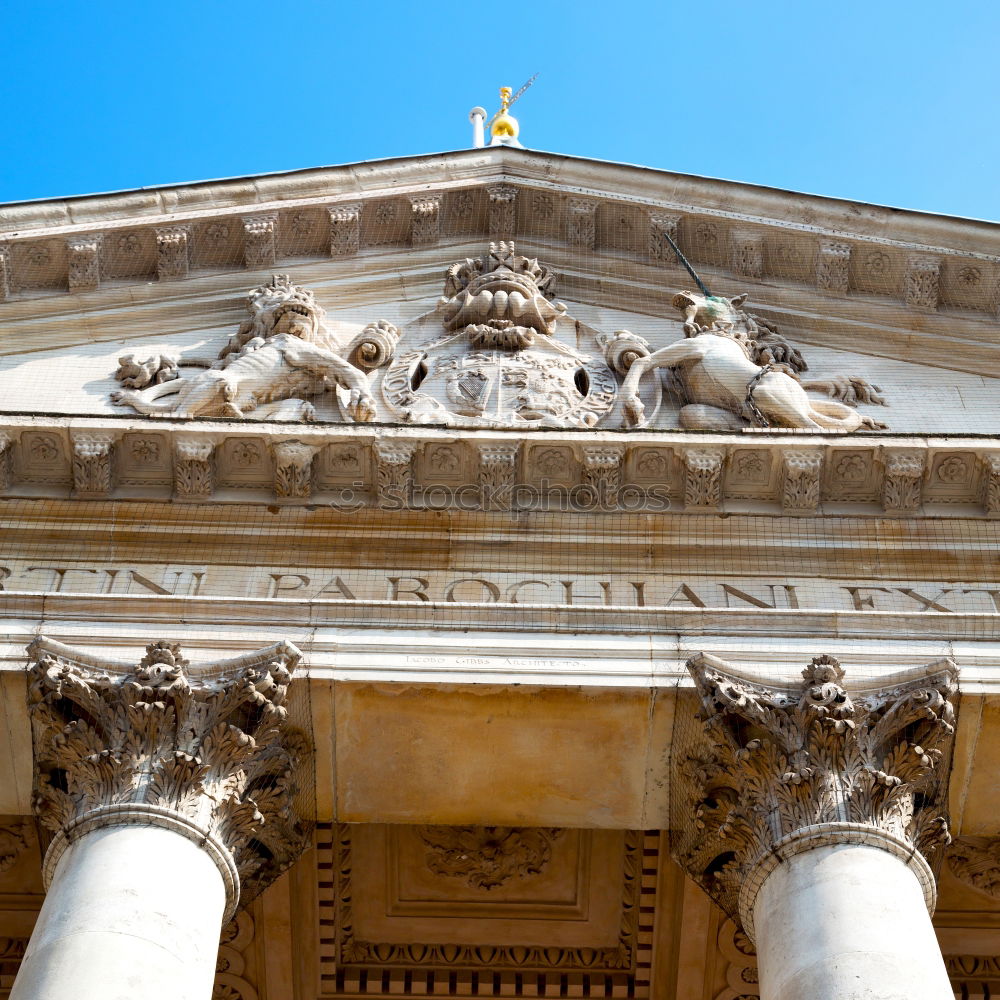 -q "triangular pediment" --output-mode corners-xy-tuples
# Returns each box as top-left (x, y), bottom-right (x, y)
(1, 150), (999, 515)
